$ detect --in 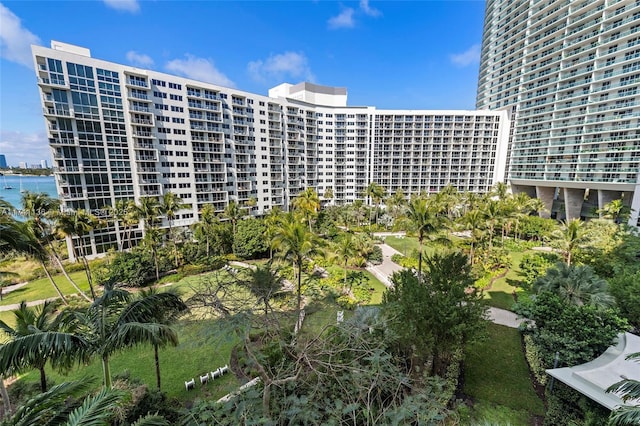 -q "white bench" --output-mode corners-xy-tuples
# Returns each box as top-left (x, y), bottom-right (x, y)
(211, 364), (229, 379)
(185, 378), (195, 391)
(200, 372), (210, 385)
